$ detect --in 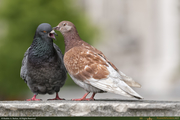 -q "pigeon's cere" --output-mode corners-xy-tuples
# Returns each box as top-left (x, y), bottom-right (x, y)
(54, 21), (143, 101)
(20, 23), (67, 101)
